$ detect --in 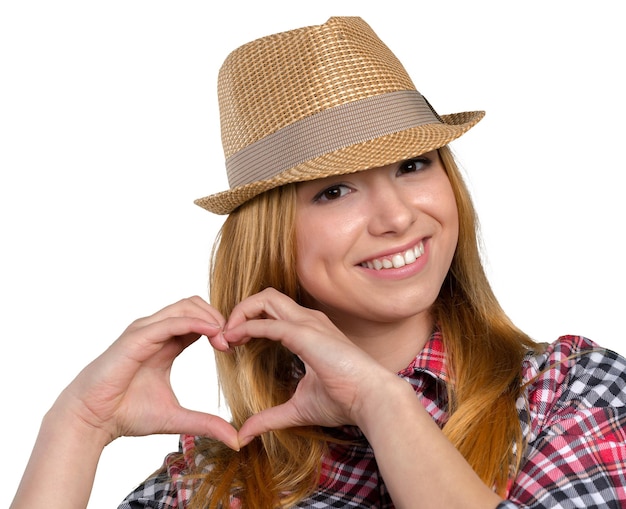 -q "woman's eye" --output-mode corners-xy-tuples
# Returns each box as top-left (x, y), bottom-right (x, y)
(314, 184), (351, 202)
(398, 157), (430, 175)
